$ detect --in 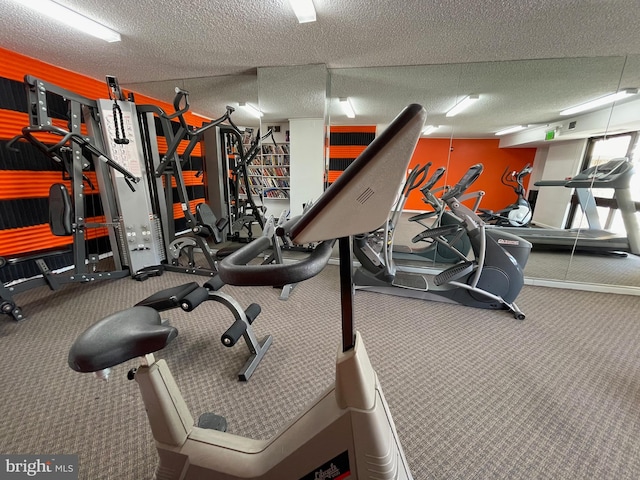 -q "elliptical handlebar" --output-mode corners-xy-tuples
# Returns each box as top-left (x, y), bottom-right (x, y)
(518, 164), (533, 180)
(403, 162), (431, 197)
(420, 166), (446, 194)
(171, 87), (190, 118)
(154, 102), (241, 177)
(501, 163), (532, 194)
(190, 106), (239, 137)
(441, 163), (484, 202)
